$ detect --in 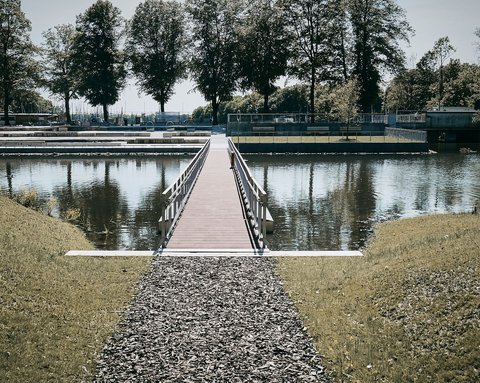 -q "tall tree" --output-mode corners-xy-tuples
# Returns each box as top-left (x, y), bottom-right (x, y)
(475, 27), (480, 59)
(348, 0), (412, 112)
(41, 24), (77, 123)
(127, 0), (187, 113)
(73, 0), (126, 122)
(281, 0), (339, 122)
(0, 0), (39, 125)
(186, 0), (242, 125)
(427, 37), (455, 108)
(239, 0), (290, 112)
